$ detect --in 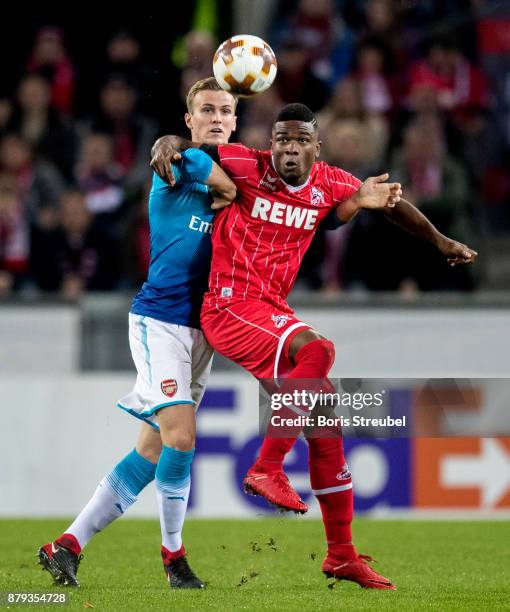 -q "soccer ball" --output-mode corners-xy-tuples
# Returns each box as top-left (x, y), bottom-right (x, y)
(213, 34), (277, 97)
